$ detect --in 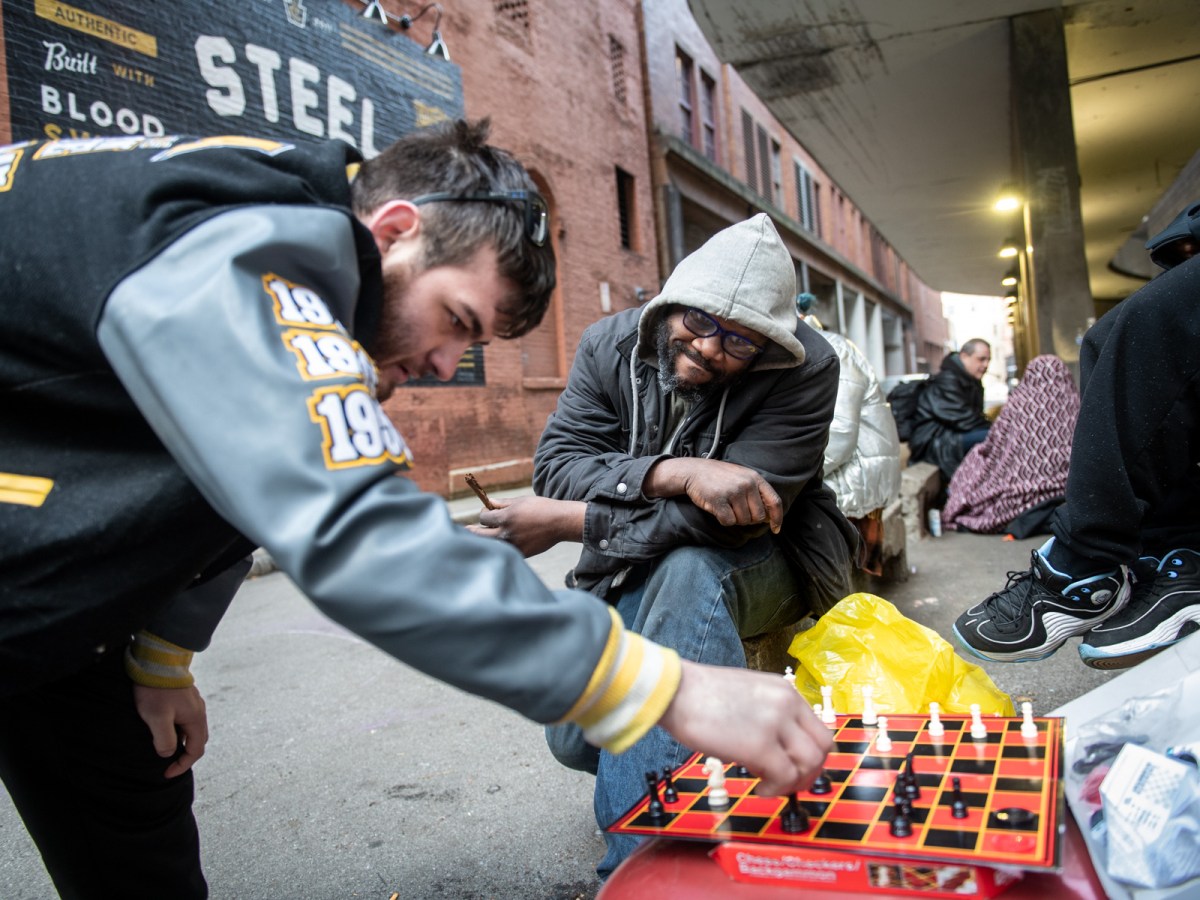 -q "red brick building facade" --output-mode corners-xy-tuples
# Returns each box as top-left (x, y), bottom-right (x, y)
(0, 0), (946, 501)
